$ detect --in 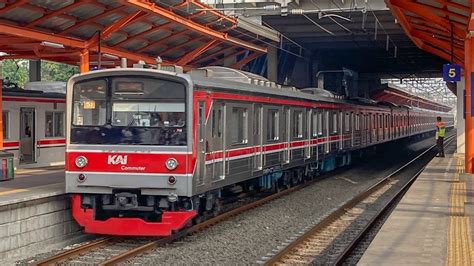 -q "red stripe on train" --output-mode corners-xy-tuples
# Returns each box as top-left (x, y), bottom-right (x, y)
(3, 96), (65, 103)
(66, 152), (190, 174)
